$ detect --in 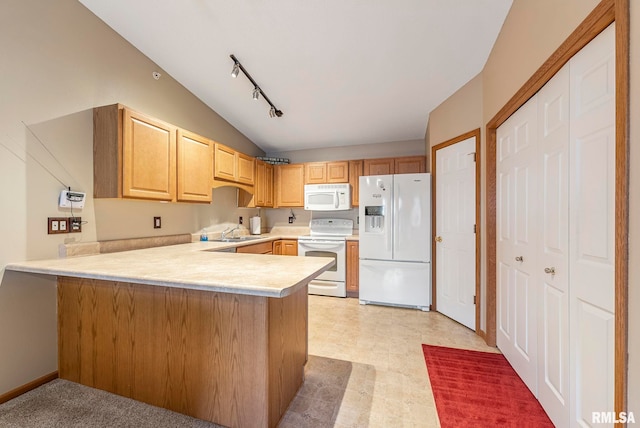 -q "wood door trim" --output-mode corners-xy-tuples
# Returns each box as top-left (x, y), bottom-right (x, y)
(431, 128), (481, 334)
(485, 0), (628, 419)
